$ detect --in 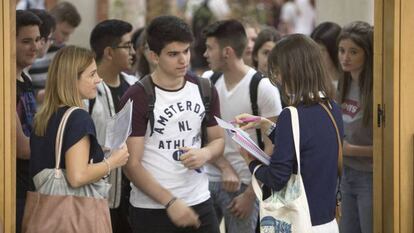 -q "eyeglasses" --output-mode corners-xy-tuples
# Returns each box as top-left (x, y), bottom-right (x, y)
(112, 42), (134, 52)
